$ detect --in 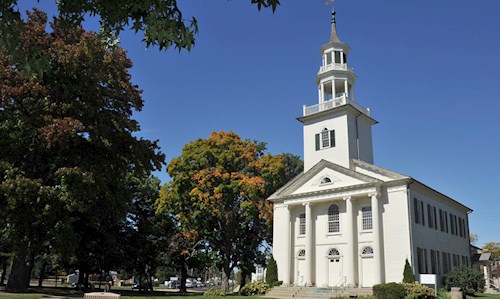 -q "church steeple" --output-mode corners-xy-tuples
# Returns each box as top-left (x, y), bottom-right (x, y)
(299, 4), (377, 171)
(329, 4), (341, 43)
